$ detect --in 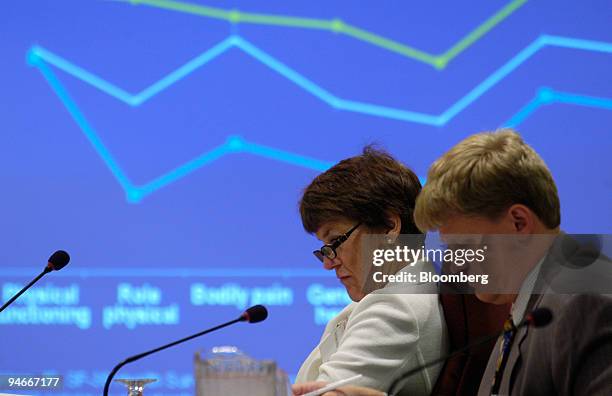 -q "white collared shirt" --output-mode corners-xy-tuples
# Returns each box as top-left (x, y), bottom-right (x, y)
(511, 255), (546, 326)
